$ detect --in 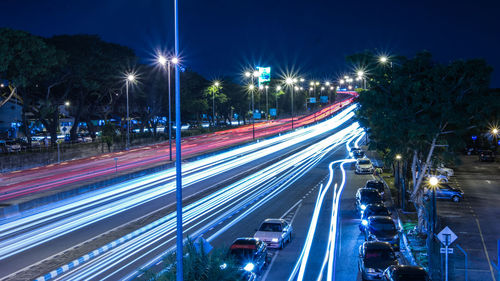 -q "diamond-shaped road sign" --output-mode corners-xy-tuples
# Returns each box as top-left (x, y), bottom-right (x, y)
(437, 226), (458, 246)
